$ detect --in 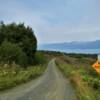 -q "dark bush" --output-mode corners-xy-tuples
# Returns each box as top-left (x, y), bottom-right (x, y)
(34, 52), (46, 64)
(0, 41), (28, 67)
(0, 22), (37, 66)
